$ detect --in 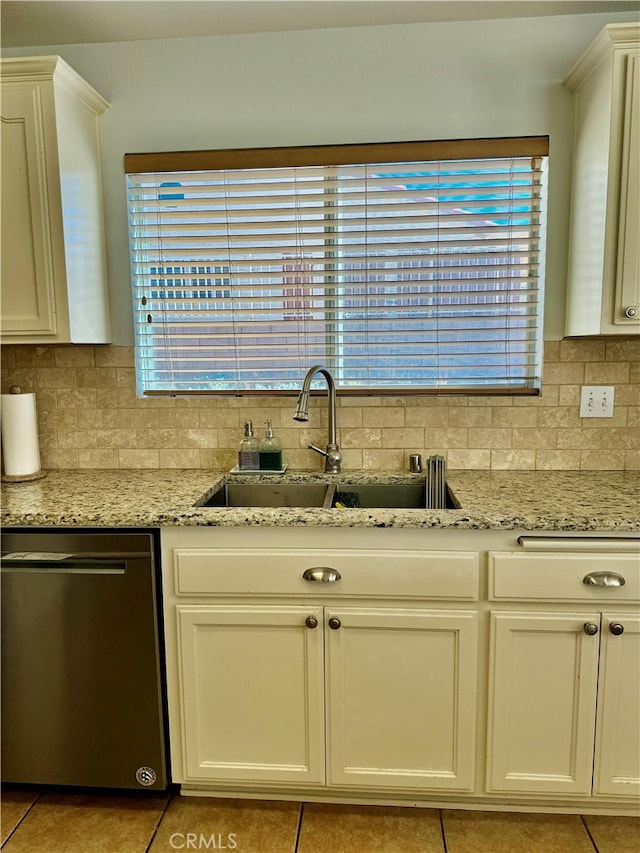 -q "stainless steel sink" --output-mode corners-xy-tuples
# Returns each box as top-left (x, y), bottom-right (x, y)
(332, 482), (460, 509)
(197, 479), (460, 510)
(200, 482), (331, 508)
